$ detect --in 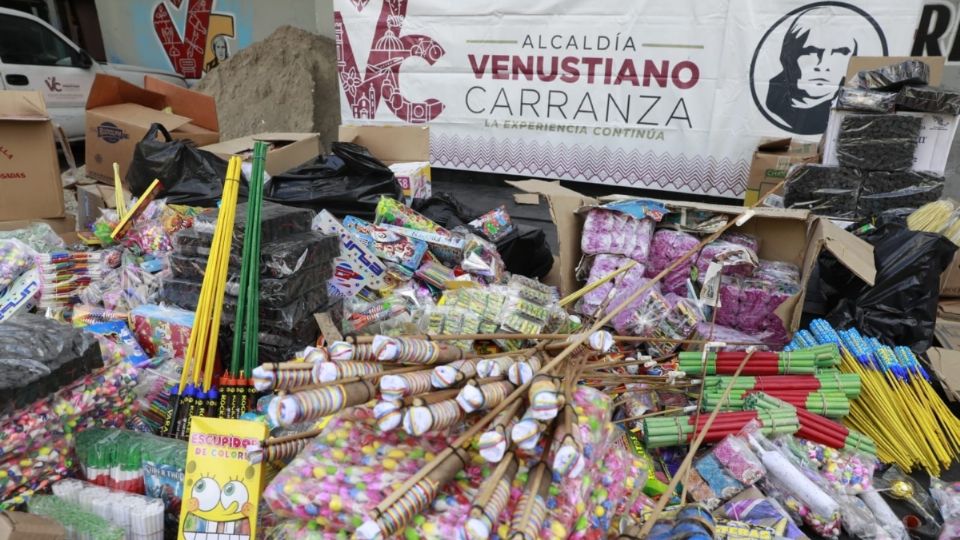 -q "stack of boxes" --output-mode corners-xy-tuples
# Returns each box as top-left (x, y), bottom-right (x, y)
(785, 60), (957, 221)
(162, 201), (339, 362)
